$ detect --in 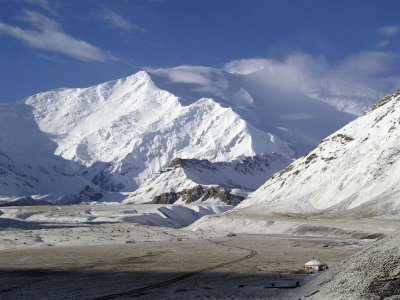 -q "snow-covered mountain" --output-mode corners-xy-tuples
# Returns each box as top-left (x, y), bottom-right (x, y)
(0, 67), (360, 204)
(237, 89), (400, 216)
(0, 103), (101, 205)
(124, 153), (290, 205)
